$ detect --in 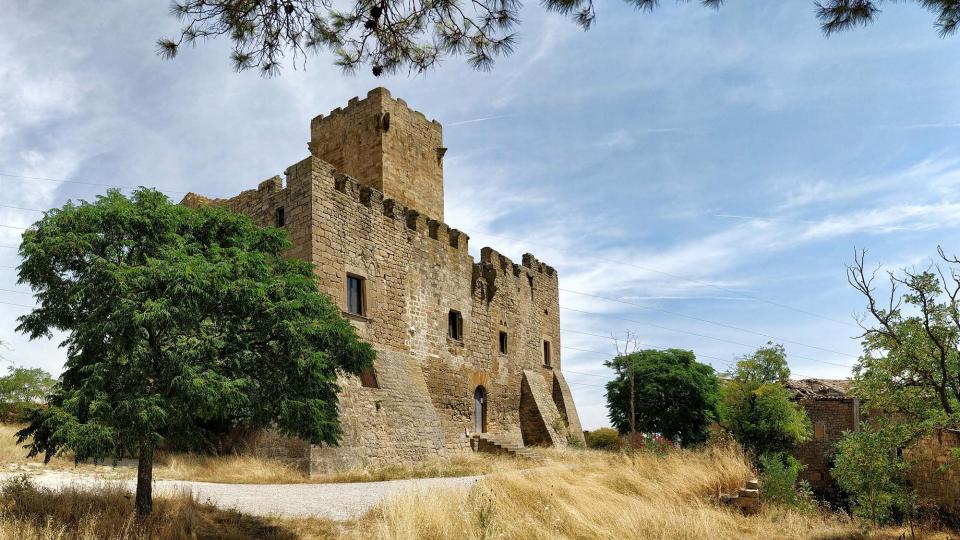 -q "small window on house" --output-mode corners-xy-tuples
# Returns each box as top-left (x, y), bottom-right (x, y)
(448, 310), (463, 341)
(346, 275), (365, 316)
(276, 206), (285, 227)
(498, 331), (508, 354)
(543, 340), (552, 367)
(815, 423), (826, 439)
(359, 367), (379, 388)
